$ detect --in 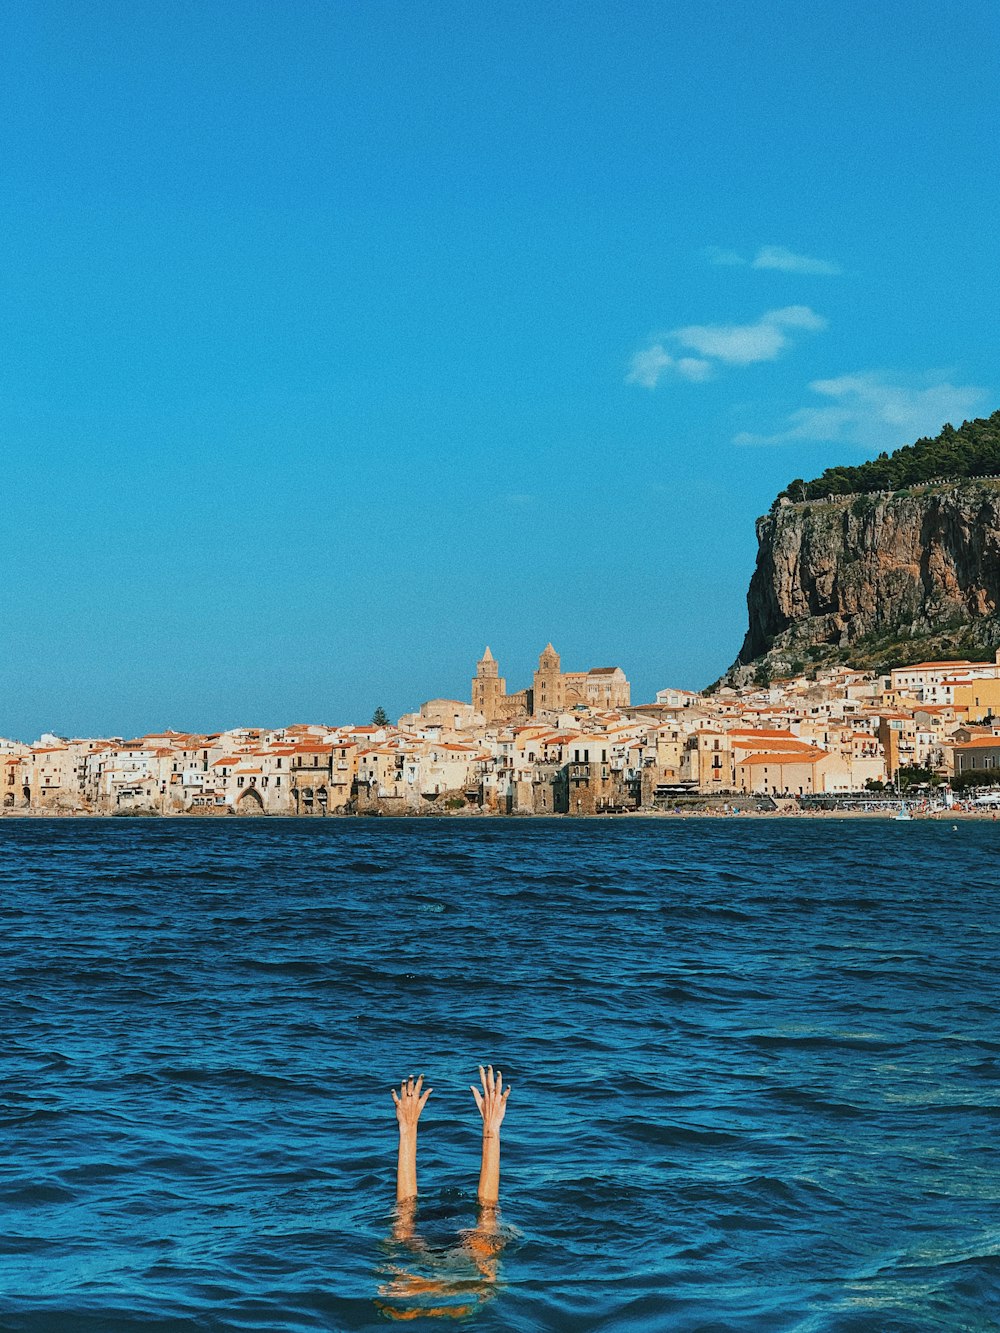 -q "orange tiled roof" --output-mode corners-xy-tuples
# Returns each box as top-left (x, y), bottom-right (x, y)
(740, 747), (829, 765)
(729, 728), (799, 738)
(898, 660), (975, 669)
